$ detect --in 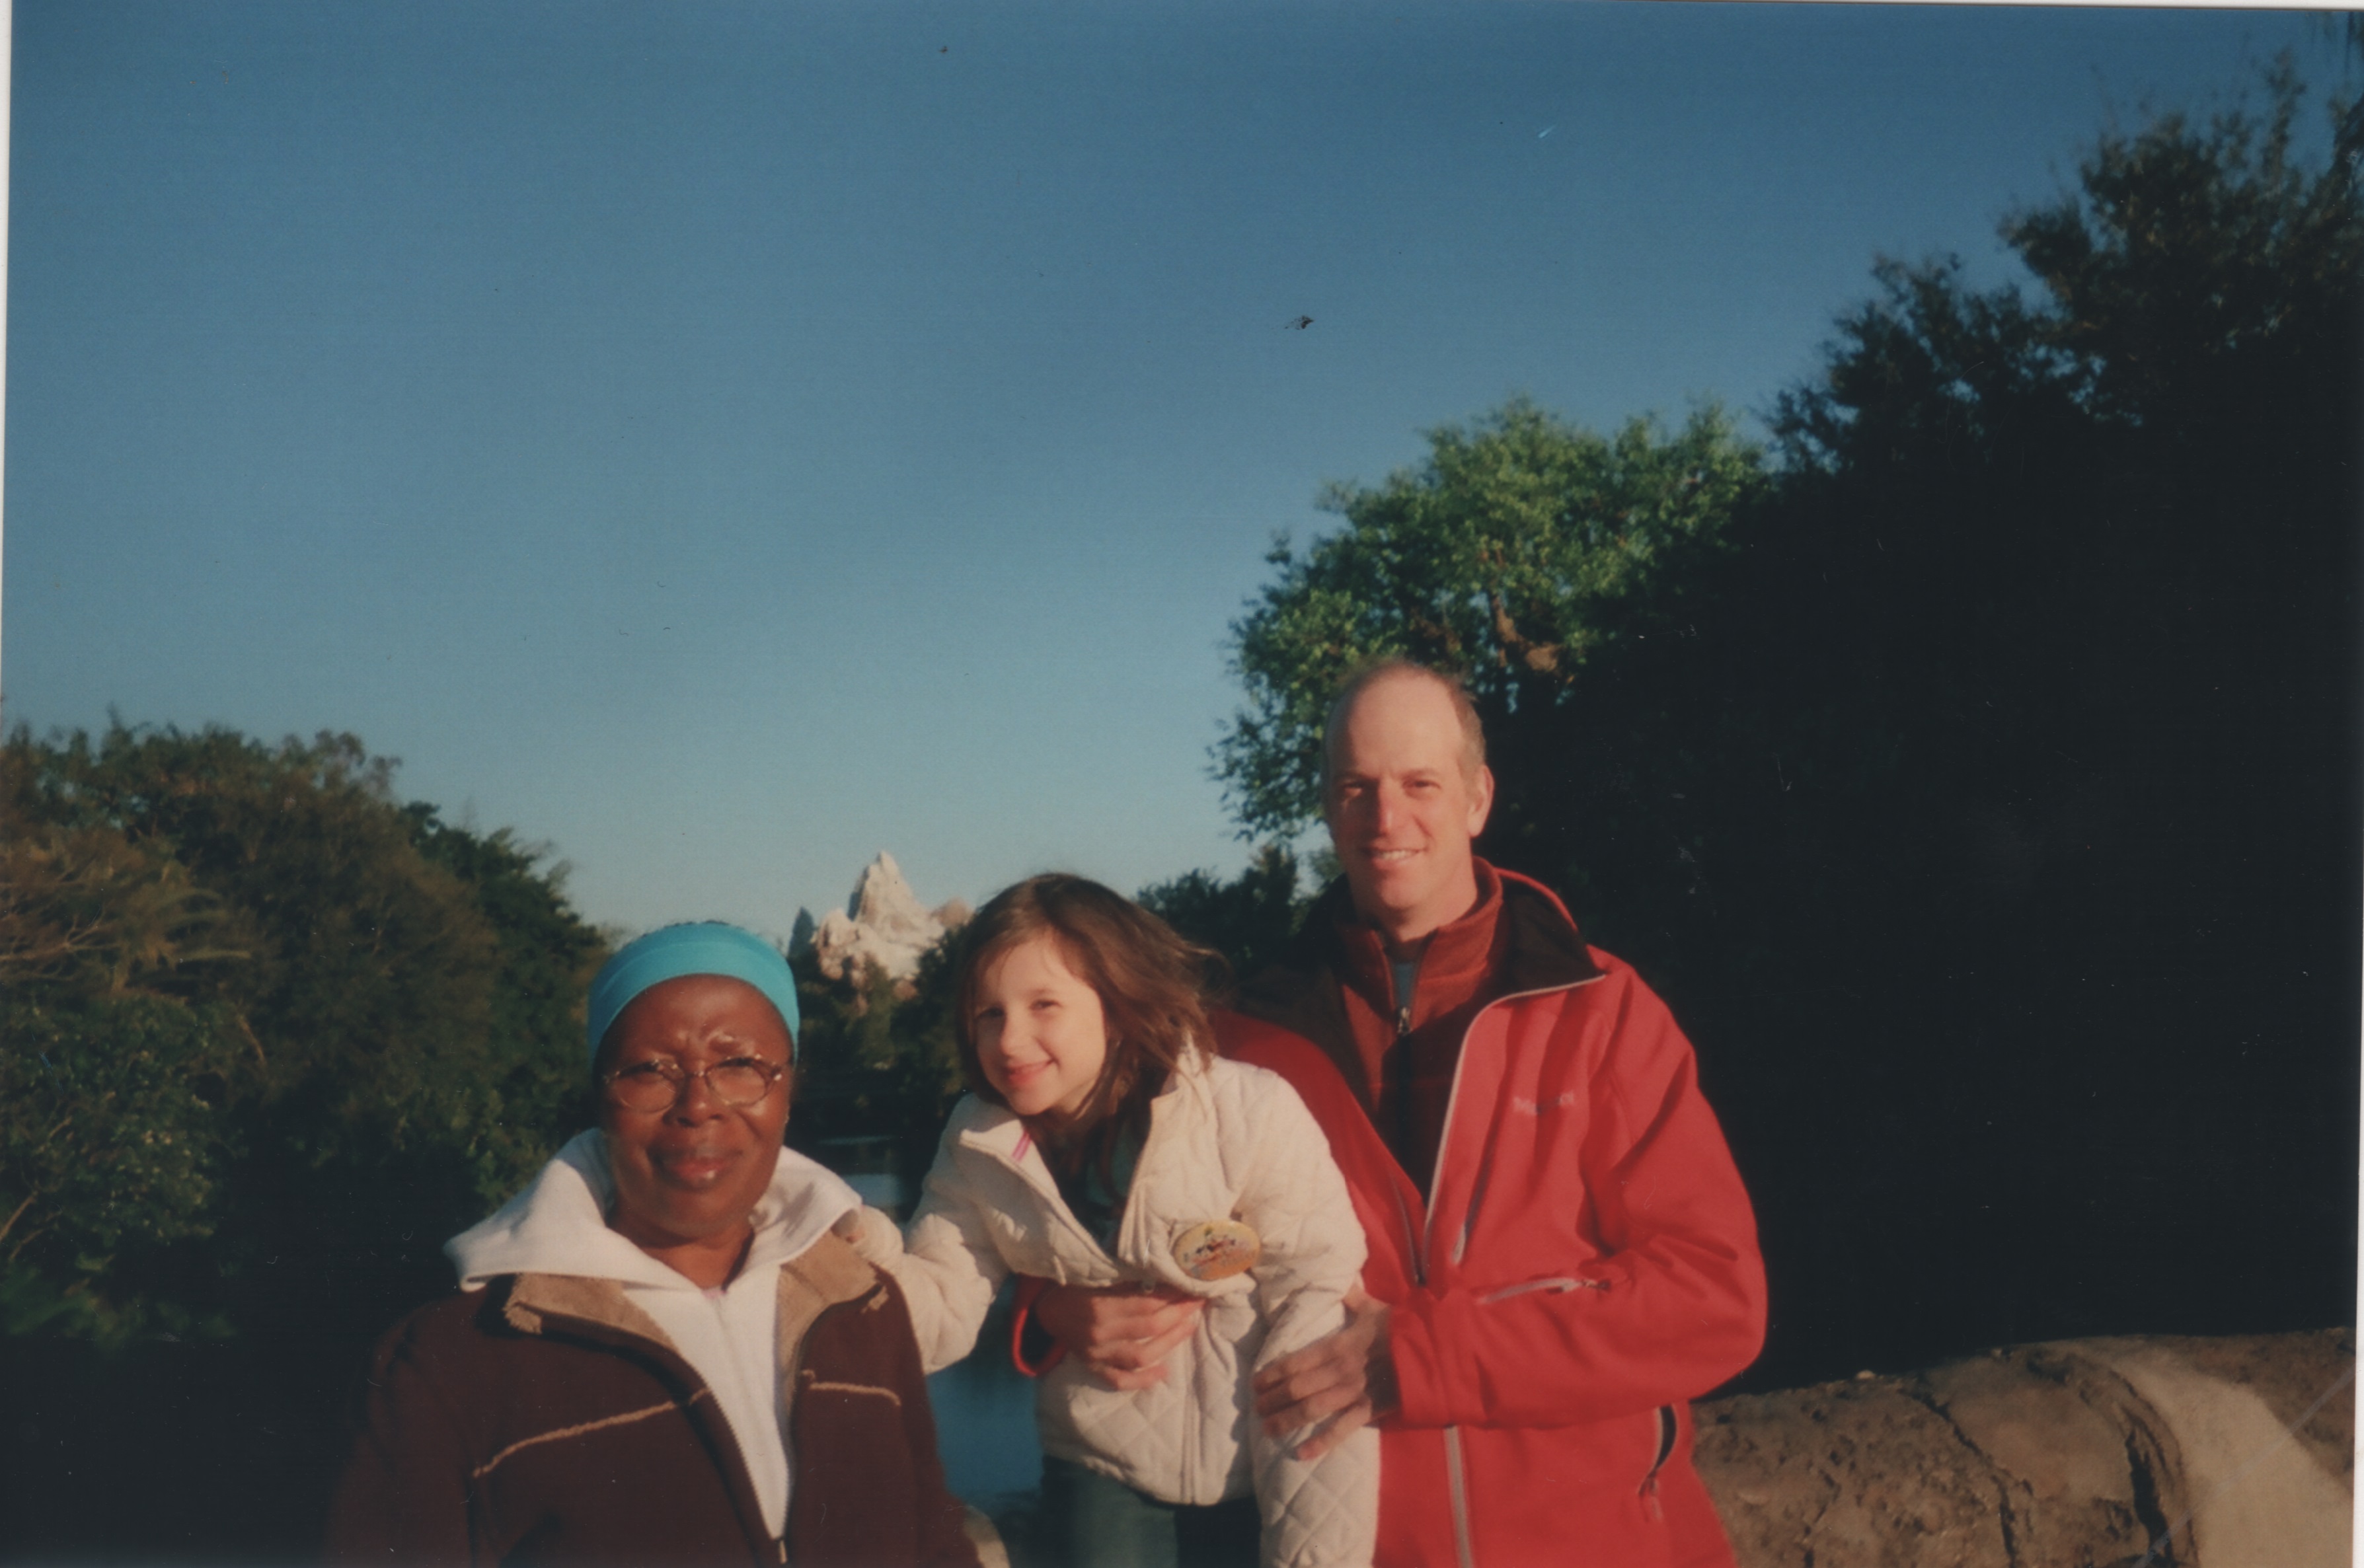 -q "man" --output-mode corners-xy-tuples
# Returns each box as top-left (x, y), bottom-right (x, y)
(1034, 661), (1765, 1567)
